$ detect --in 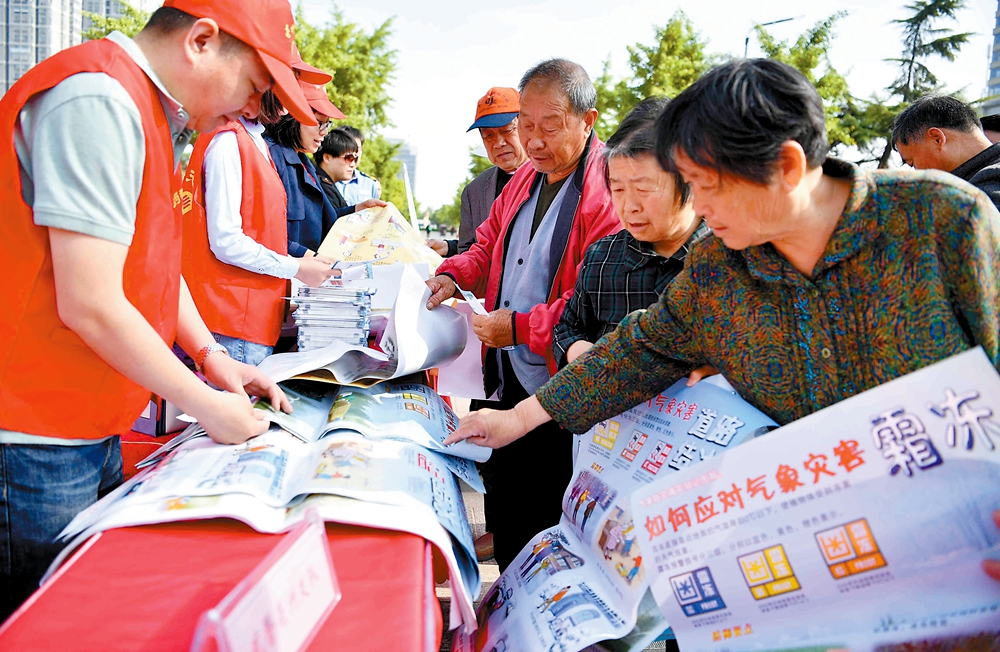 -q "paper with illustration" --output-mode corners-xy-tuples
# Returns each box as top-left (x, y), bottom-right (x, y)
(631, 347), (1000, 651)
